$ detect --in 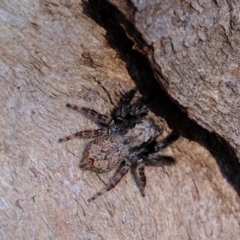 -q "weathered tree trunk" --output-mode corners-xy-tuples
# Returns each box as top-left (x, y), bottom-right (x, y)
(1, 0), (240, 239)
